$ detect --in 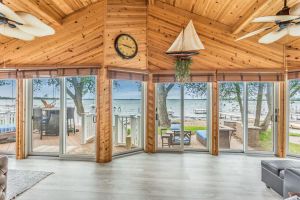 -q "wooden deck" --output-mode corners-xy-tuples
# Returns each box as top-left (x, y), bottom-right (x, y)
(0, 131), (96, 155)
